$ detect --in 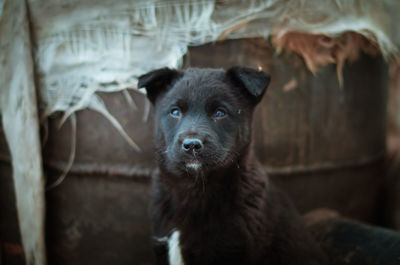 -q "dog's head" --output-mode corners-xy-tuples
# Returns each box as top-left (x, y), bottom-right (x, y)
(138, 67), (270, 177)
